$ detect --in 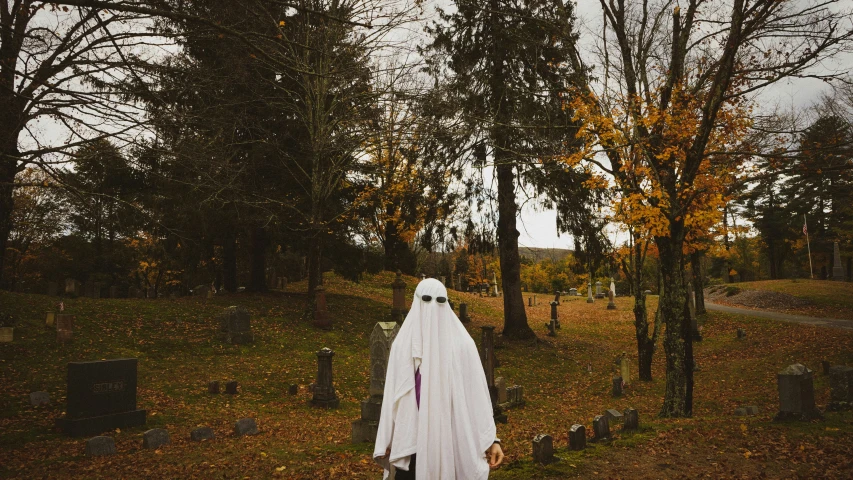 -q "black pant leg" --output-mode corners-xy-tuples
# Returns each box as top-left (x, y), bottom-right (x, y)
(394, 454), (417, 480)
